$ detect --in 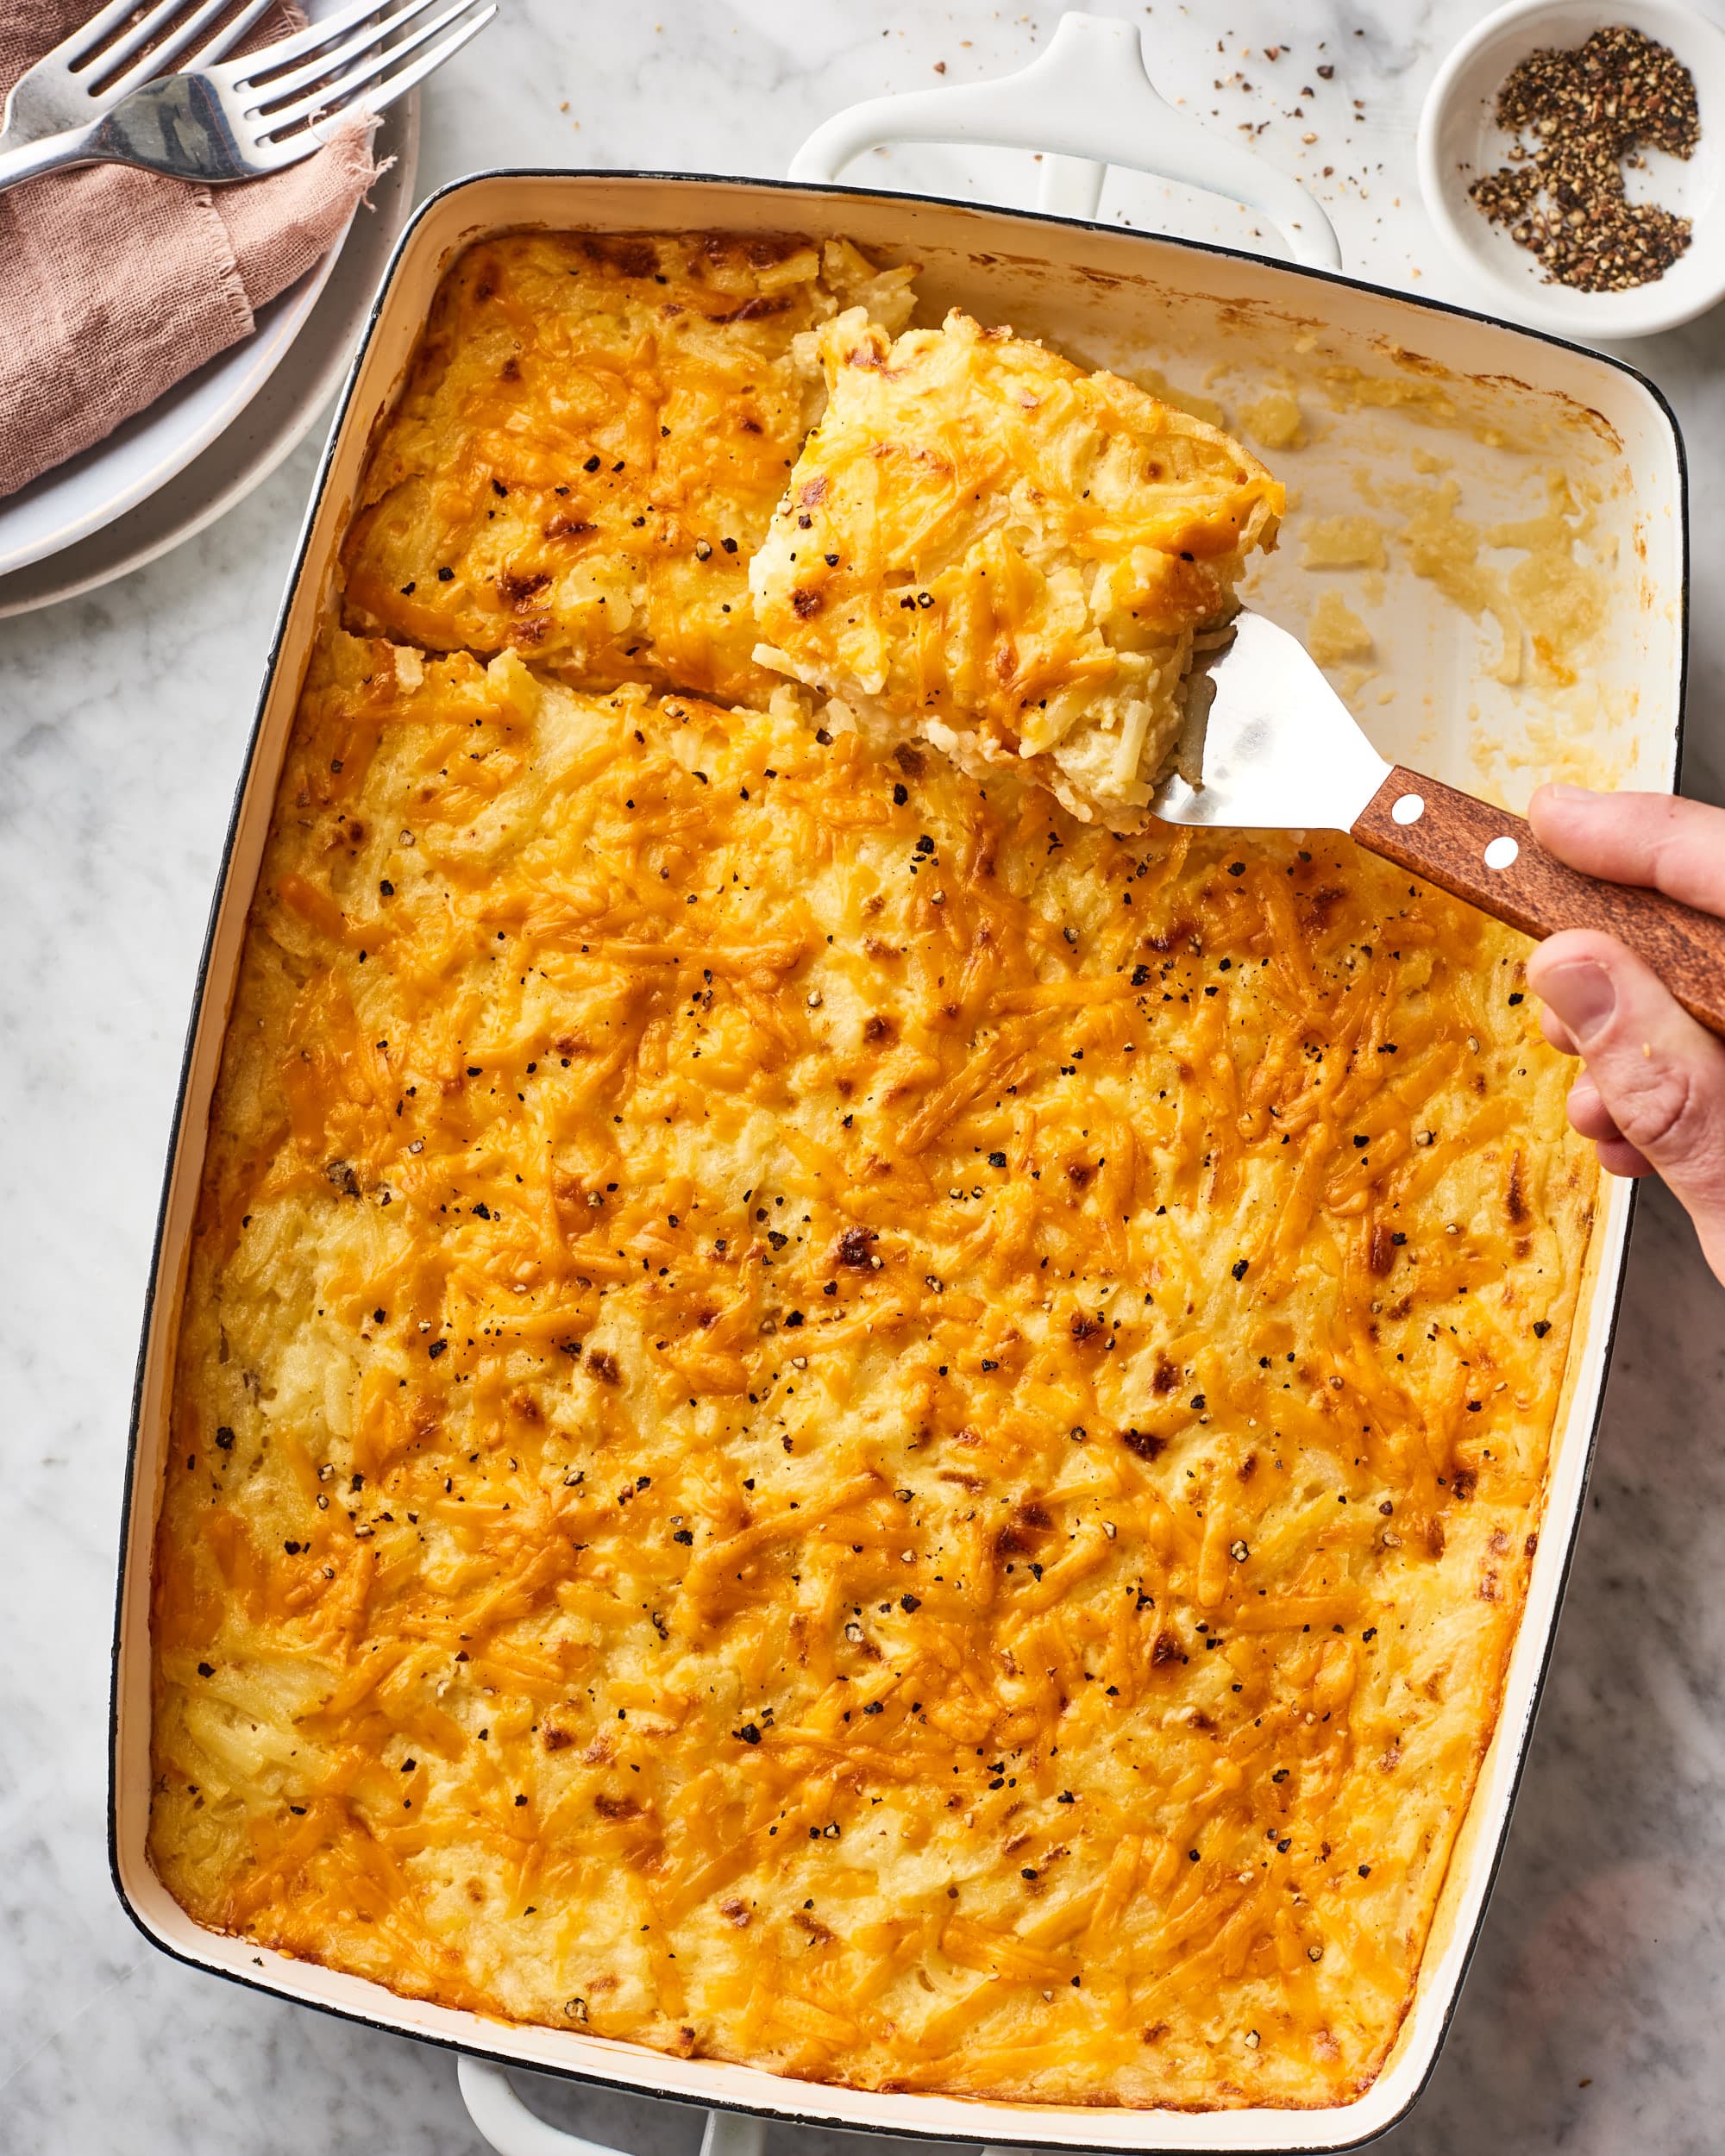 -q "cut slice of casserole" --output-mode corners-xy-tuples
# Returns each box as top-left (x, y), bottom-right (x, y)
(341, 231), (916, 702)
(750, 308), (1284, 828)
